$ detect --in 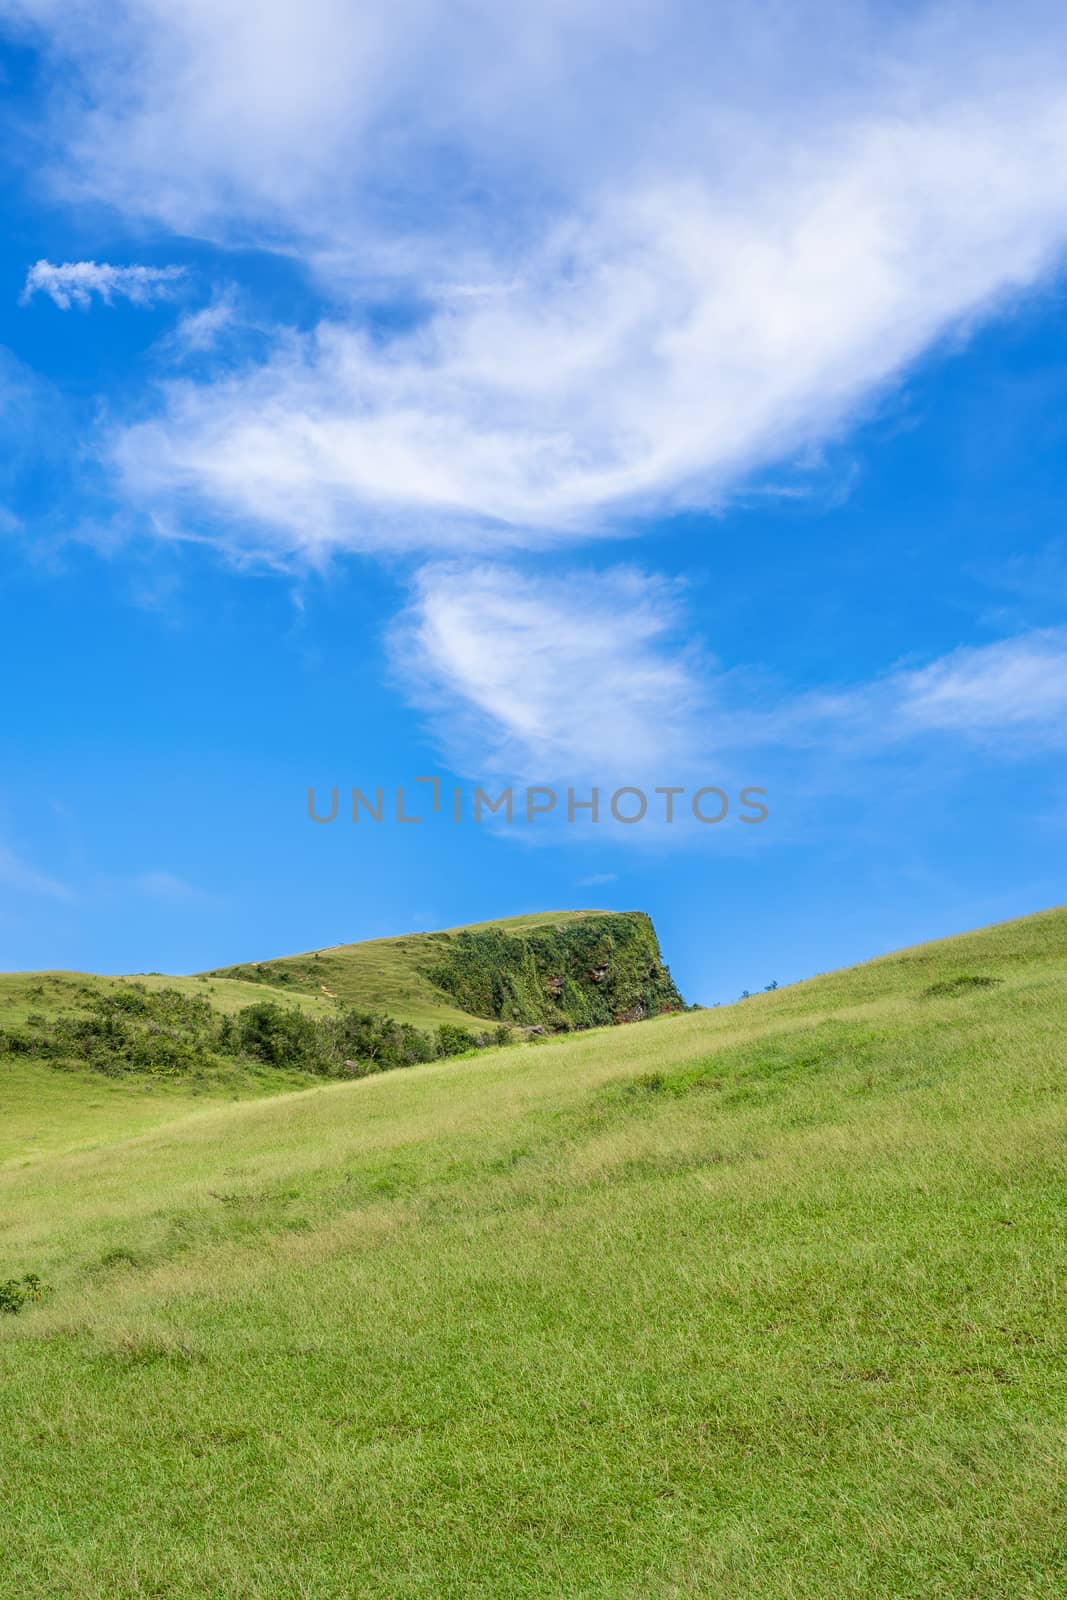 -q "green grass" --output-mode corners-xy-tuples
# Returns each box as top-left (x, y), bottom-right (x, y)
(0, 969), (337, 1027)
(2, 905), (1065, 1597)
(204, 908), (610, 1030)
(0, 1056), (318, 1167)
